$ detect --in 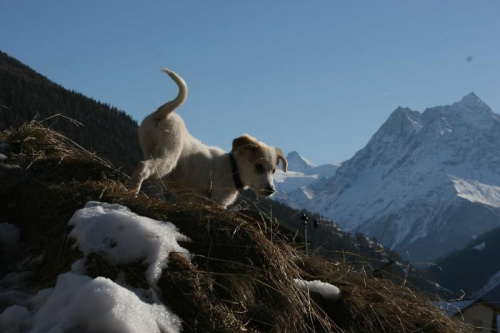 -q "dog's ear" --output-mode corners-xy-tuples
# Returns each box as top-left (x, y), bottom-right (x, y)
(275, 148), (288, 172)
(232, 134), (259, 152)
